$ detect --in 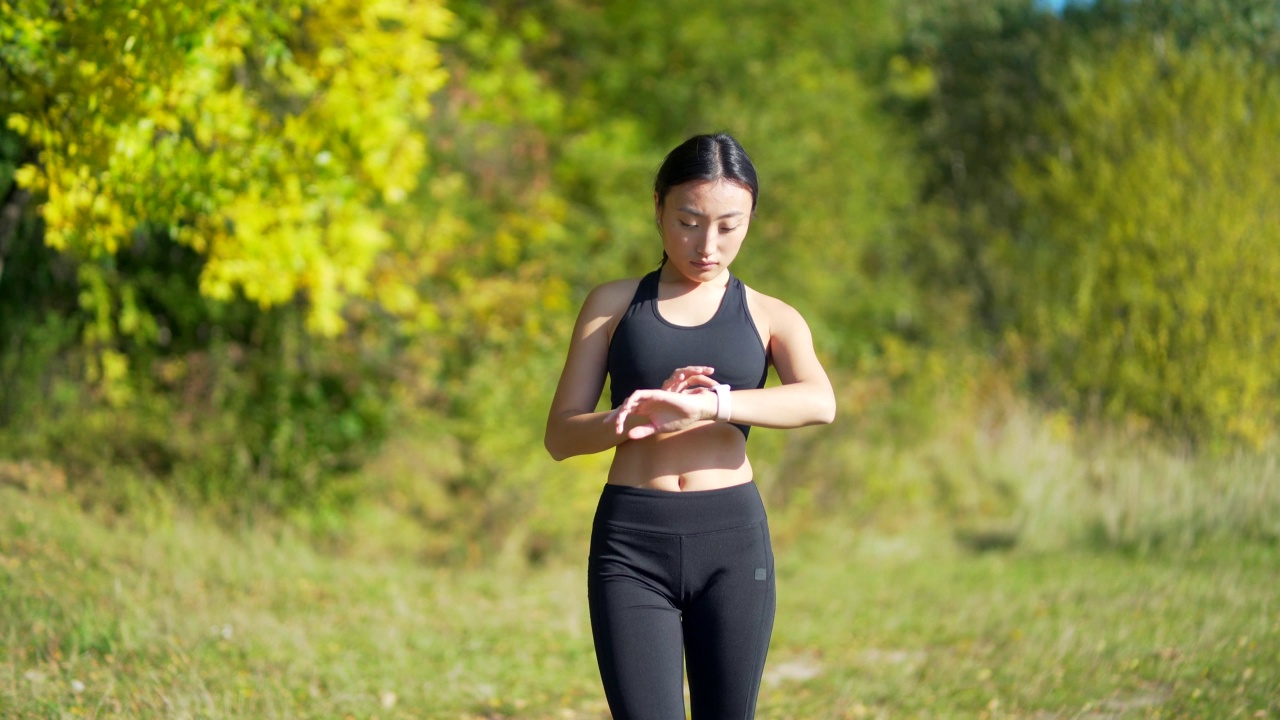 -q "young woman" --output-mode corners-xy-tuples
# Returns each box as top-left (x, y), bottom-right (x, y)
(544, 133), (836, 719)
